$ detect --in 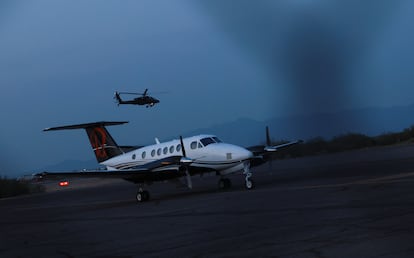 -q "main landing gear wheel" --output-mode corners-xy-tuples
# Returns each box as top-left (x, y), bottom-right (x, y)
(245, 179), (254, 190)
(136, 190), (150, 202)
(218, 178), (232, 190)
